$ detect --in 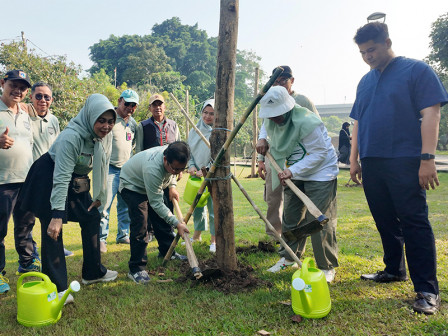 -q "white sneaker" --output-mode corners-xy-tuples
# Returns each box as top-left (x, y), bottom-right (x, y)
(267, 257), (297, 273)
(58, 290), (74, 305)
(321, 268), (336, 283)
(181, 237), (201, 245)
(82, 270), (118, 285)
(209, 243), (216, 253)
